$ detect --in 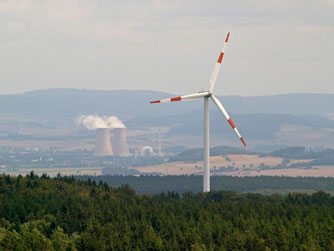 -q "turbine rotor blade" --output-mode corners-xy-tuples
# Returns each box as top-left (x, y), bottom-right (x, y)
(211, 95), (246, 147)
(209, 32), (230, 93)
(150, 92), (209, 104)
